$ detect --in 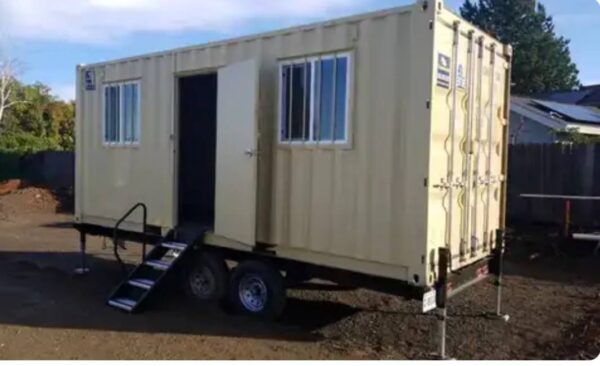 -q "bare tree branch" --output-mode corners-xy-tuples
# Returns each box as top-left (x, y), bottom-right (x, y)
(4, 100), (29, 109)
(0, 58), (25, 128)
